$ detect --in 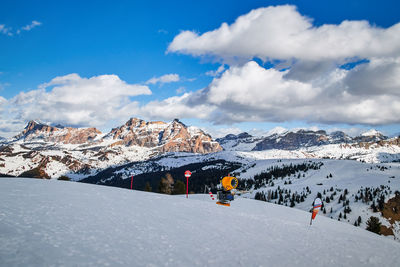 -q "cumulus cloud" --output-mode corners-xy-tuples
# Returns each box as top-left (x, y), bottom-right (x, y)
(344, 57), (400, 96)
(168, 5), (400, 63)
(146, 73), (180, 85)
(160, 5), (400, 127)
(136, 60), (400, 125)
(0, 96), (7, 112)
(8, 73), (151, 129)
(139, 93), (214, 121)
